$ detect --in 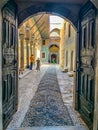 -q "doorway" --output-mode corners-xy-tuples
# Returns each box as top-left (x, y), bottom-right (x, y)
(0, 0), (97, 130)
(51, 54), (57, 63)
